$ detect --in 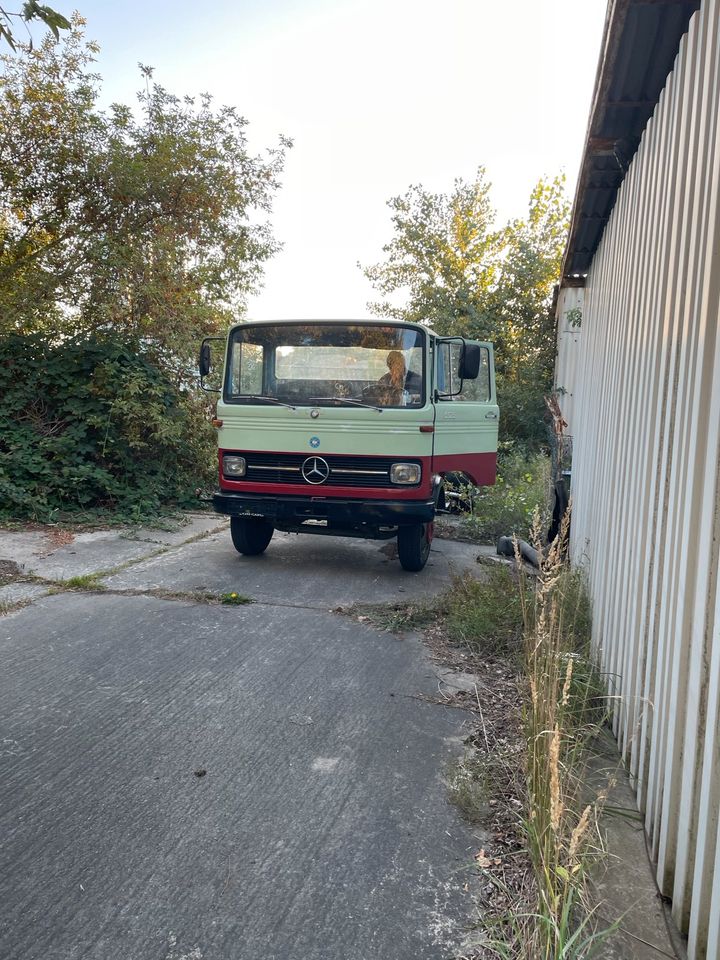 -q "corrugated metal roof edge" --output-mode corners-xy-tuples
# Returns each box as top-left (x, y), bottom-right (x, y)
(560, 0), (701, 287)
